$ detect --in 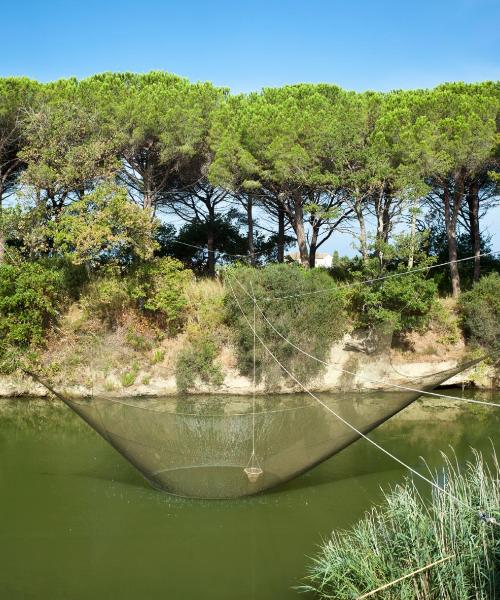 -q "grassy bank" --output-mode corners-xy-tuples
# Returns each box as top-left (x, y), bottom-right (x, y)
(1, 260), (499, 394)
